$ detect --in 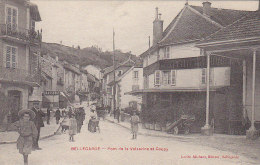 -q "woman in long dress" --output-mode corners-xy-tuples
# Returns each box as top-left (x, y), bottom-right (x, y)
(11, 109), (38, 165)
